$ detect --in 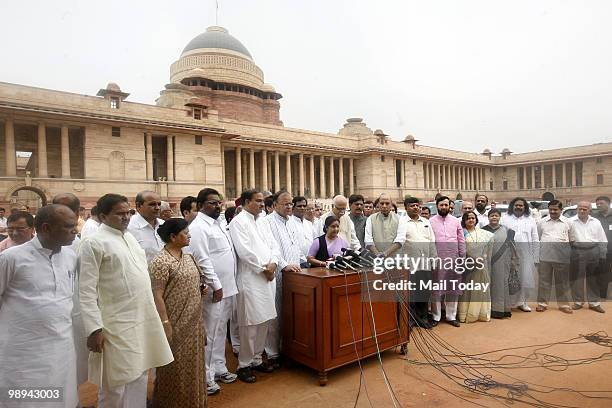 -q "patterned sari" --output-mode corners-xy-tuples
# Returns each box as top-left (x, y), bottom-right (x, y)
(150, 249), (207, 408)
